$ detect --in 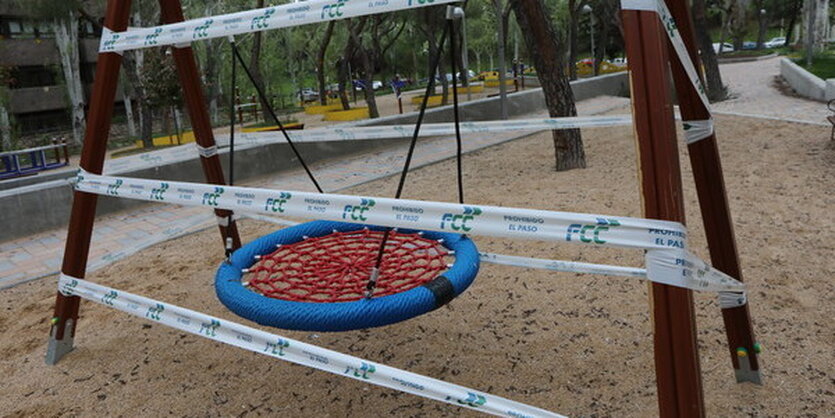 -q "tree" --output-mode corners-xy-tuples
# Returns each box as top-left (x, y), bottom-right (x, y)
(490, 0), (511, 118)
(0, 69), (13, 151)
(567, 0), (590, 80)
(510, 0), (586, 171)
(417, 8), (450, 104)
(693, 0), (728, 100)
(729, 0), (751, 50)
(316, 22), (336, 106)
(783, 0), (804, 46)
(248, 0), (271, 121)
(802, 0), (830, 65)
(346, 18), (381, 118)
